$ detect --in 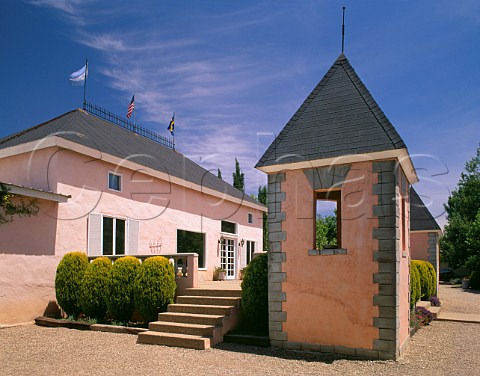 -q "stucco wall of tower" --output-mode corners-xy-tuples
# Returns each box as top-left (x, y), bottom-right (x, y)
(410, 232), (429, 261)
(0, 147), (263, 325)
(410, 231), (440, 293)
(272, 162), (380, 354)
